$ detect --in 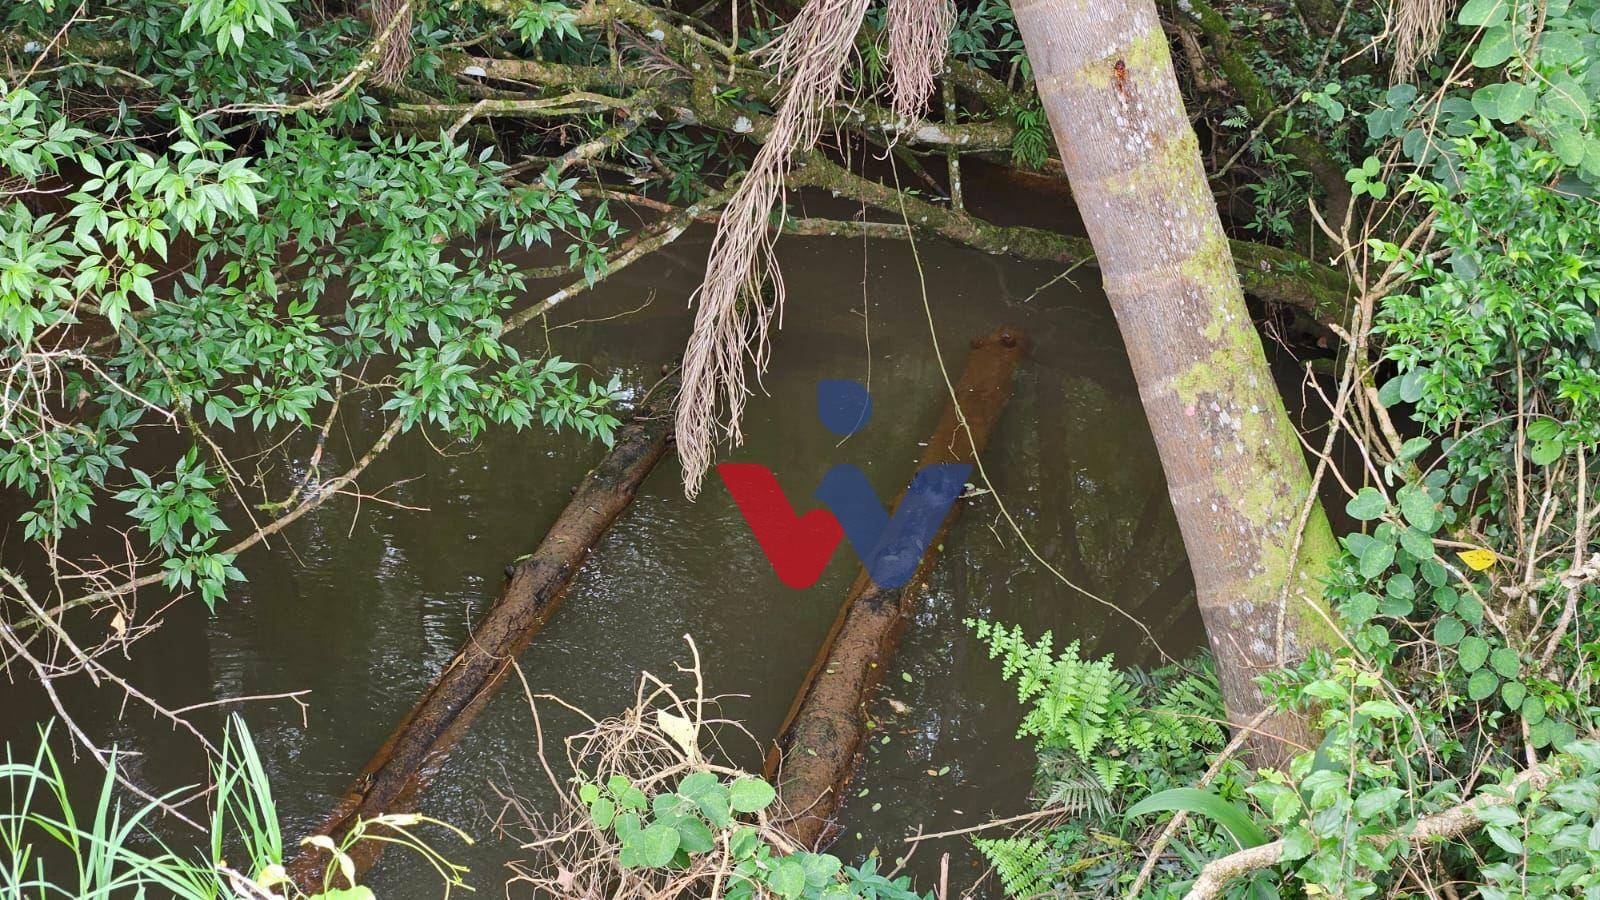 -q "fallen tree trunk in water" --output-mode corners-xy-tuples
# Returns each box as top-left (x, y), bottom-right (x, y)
(763, 328), (1025, 847)
(288, 376), (678, 888)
